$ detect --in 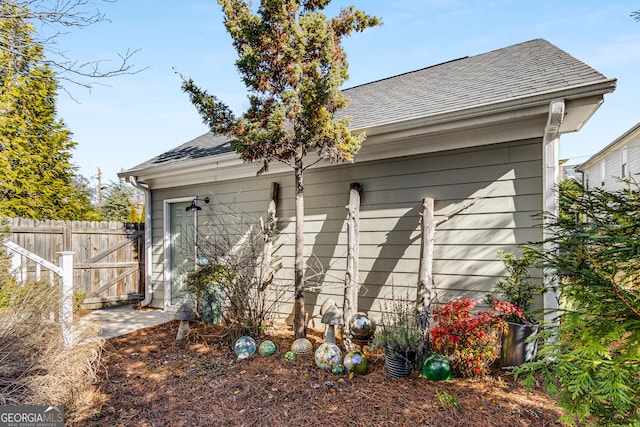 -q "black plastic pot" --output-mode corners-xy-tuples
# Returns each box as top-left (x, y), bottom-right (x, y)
(384, 348), (415, 379)
(500, 321), (539, 368)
